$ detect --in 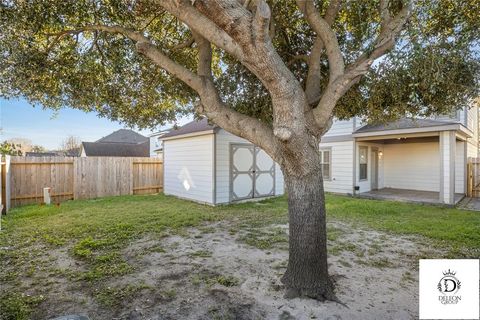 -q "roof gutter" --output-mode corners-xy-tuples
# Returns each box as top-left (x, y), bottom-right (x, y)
(352, 123), (473, 139)
(161, 130), (215, 141)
